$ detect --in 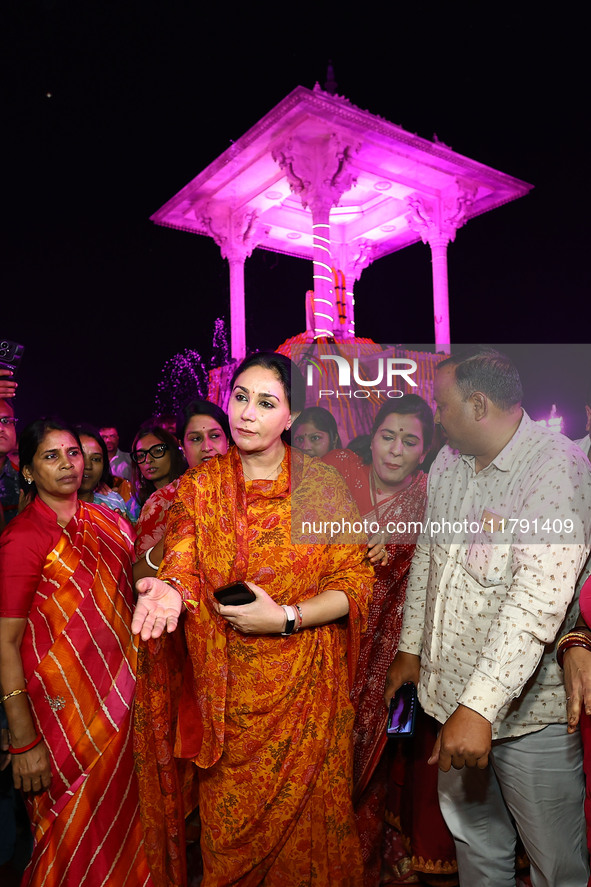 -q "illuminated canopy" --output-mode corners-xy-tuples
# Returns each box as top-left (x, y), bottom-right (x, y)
(151, 84), (532, 355)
